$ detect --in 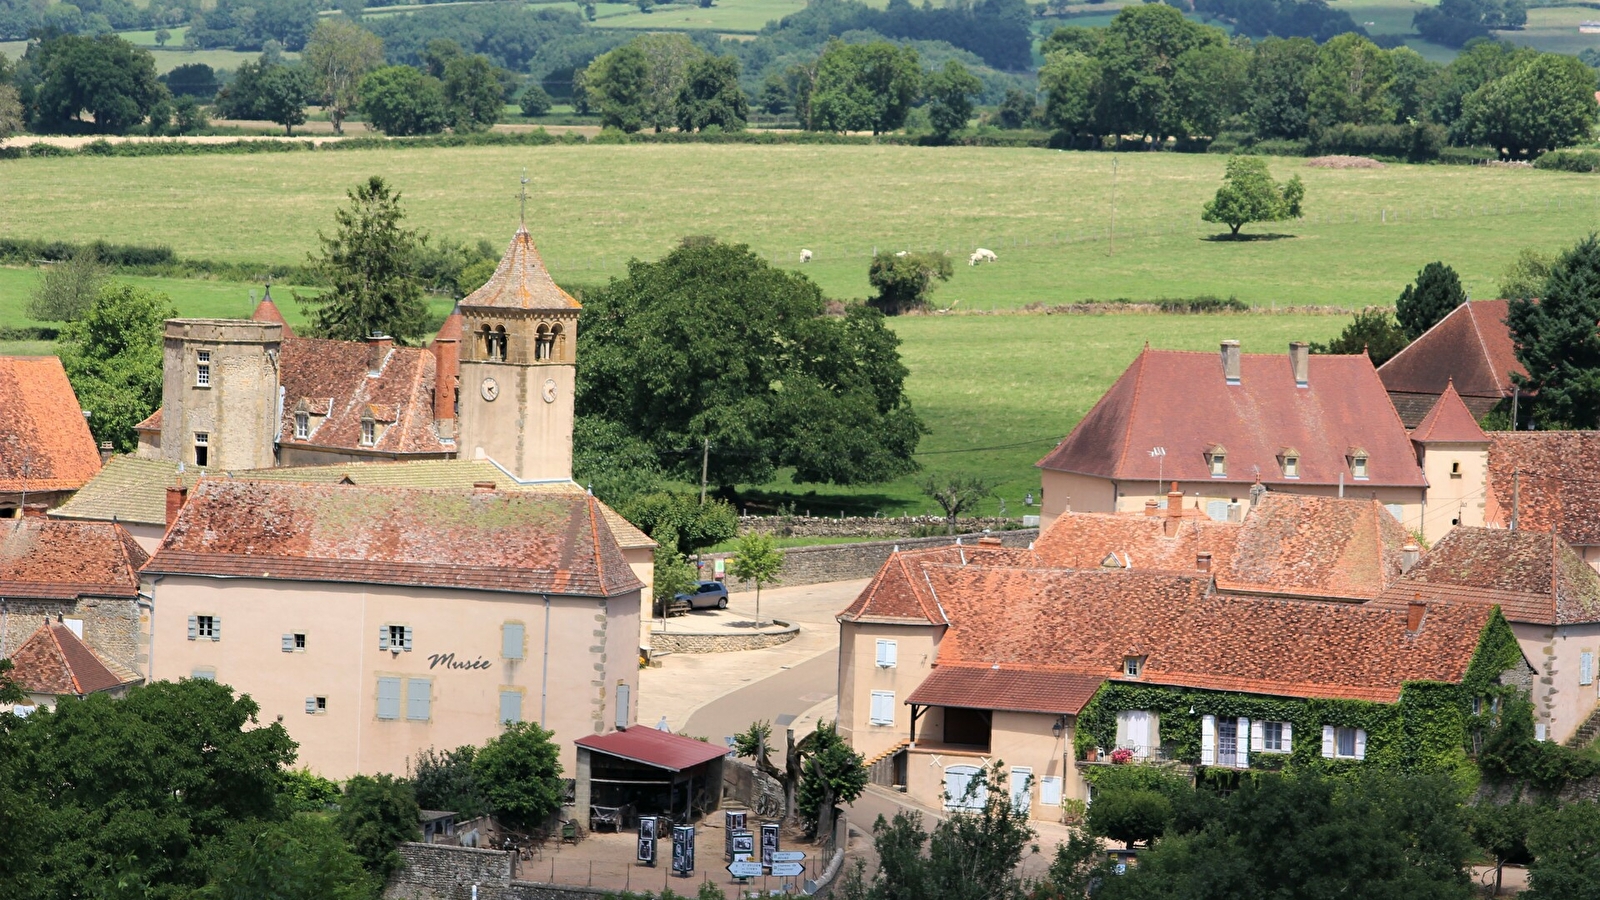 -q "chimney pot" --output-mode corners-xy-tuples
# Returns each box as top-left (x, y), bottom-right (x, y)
(1221, 340), (1241, 385)
(1407, 601), (1426, 632)
(1166, 482), (1182, 518)
(1289, 341), (1309, 387)
(165, 485), (189, 529)
(367, 332), (394, 375)
(1196, 551), (1213, 573)
(1401, 540), (1420, 574)
(1144, 499), (1159, 517)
